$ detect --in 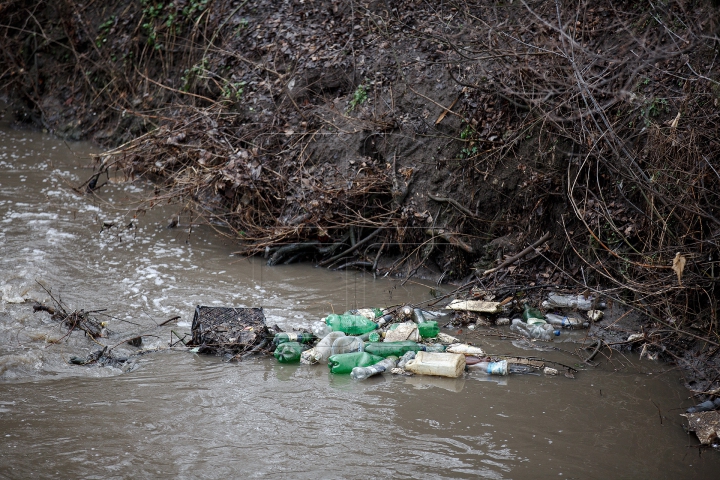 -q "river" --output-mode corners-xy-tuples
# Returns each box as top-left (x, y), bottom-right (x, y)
(0, 106), (716, 478)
